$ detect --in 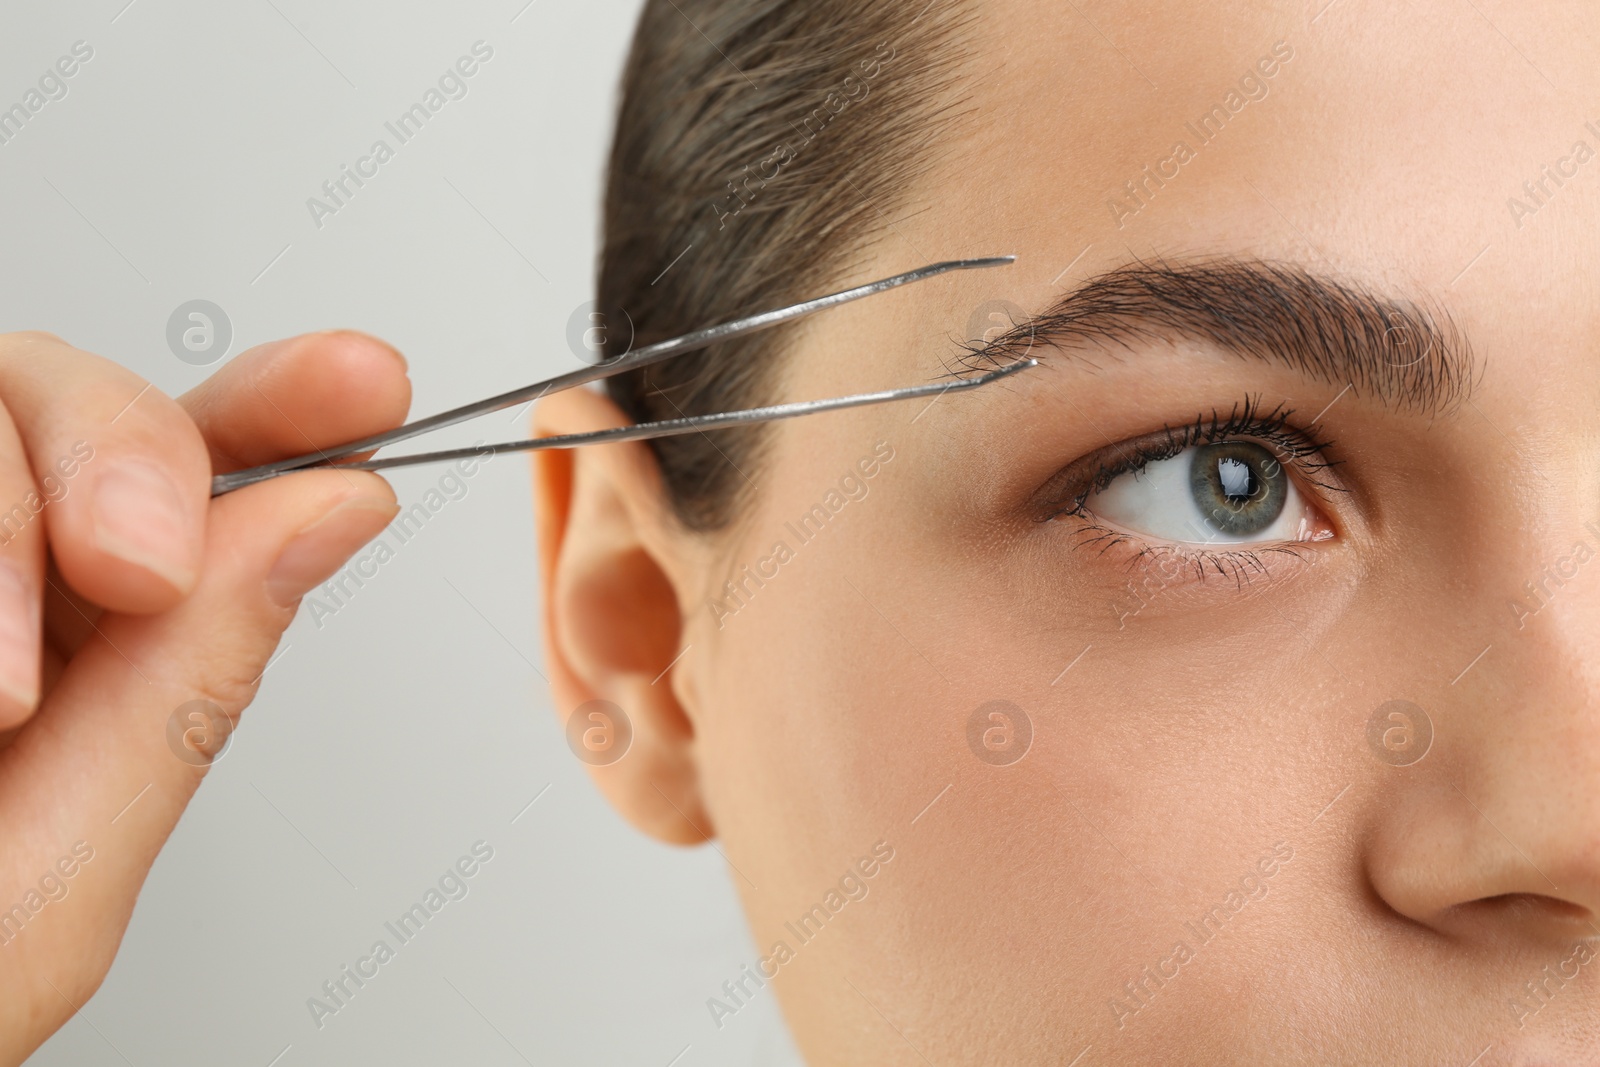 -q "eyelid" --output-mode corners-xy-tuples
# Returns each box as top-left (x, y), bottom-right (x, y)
(1024, 399), (1347, 526)
(1026, 436), (1172, 522)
